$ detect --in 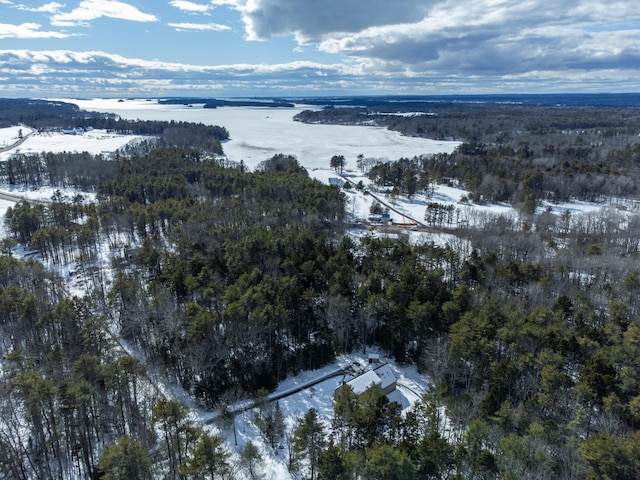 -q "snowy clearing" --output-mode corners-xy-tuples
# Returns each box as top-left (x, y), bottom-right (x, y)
(0, 126), (26, 148)
(0, 127), (144, 161)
